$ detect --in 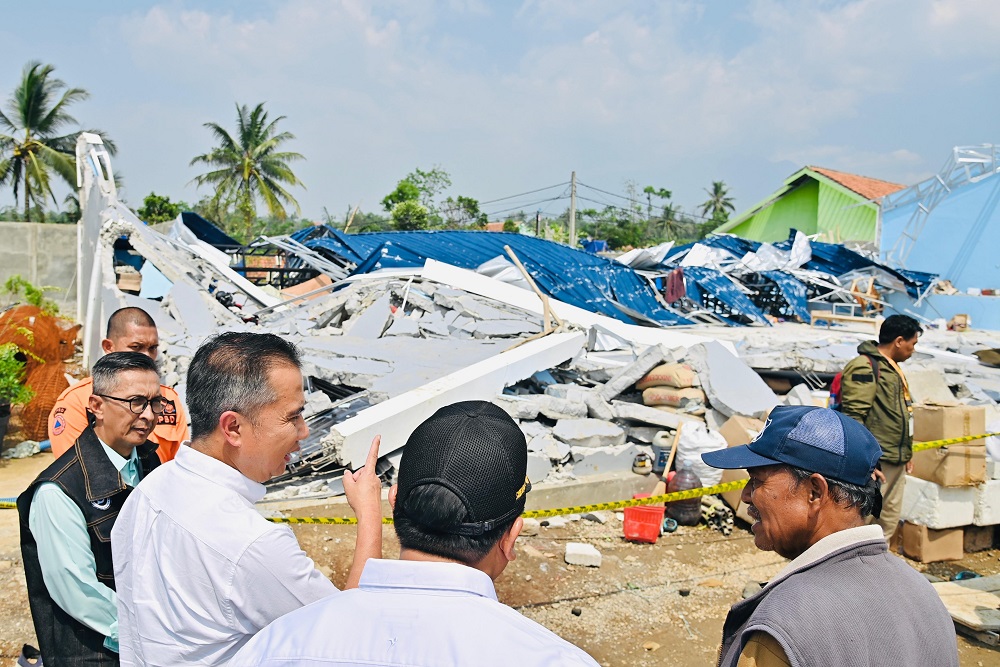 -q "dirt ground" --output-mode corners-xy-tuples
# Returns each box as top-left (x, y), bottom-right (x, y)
(1, 454), (999, 666)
